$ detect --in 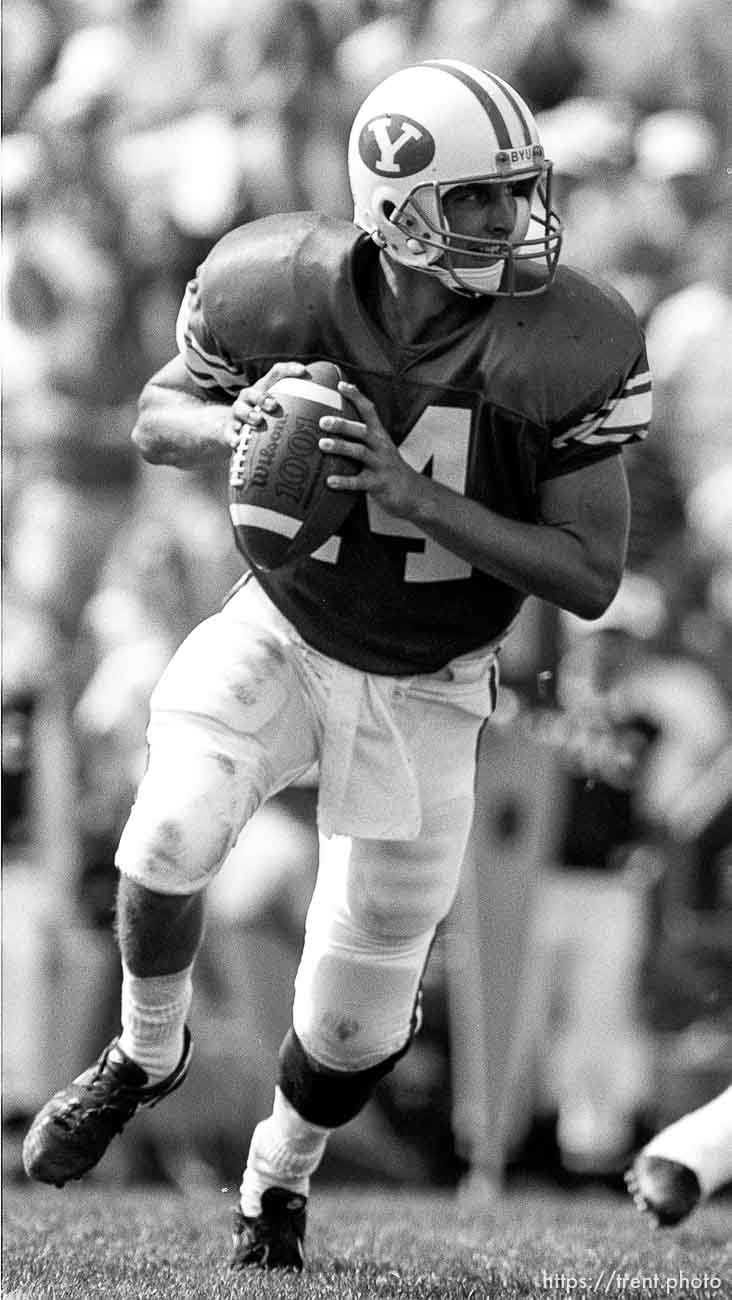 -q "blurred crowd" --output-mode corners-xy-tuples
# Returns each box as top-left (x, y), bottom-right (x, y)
(3, 0), (731, 1189)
